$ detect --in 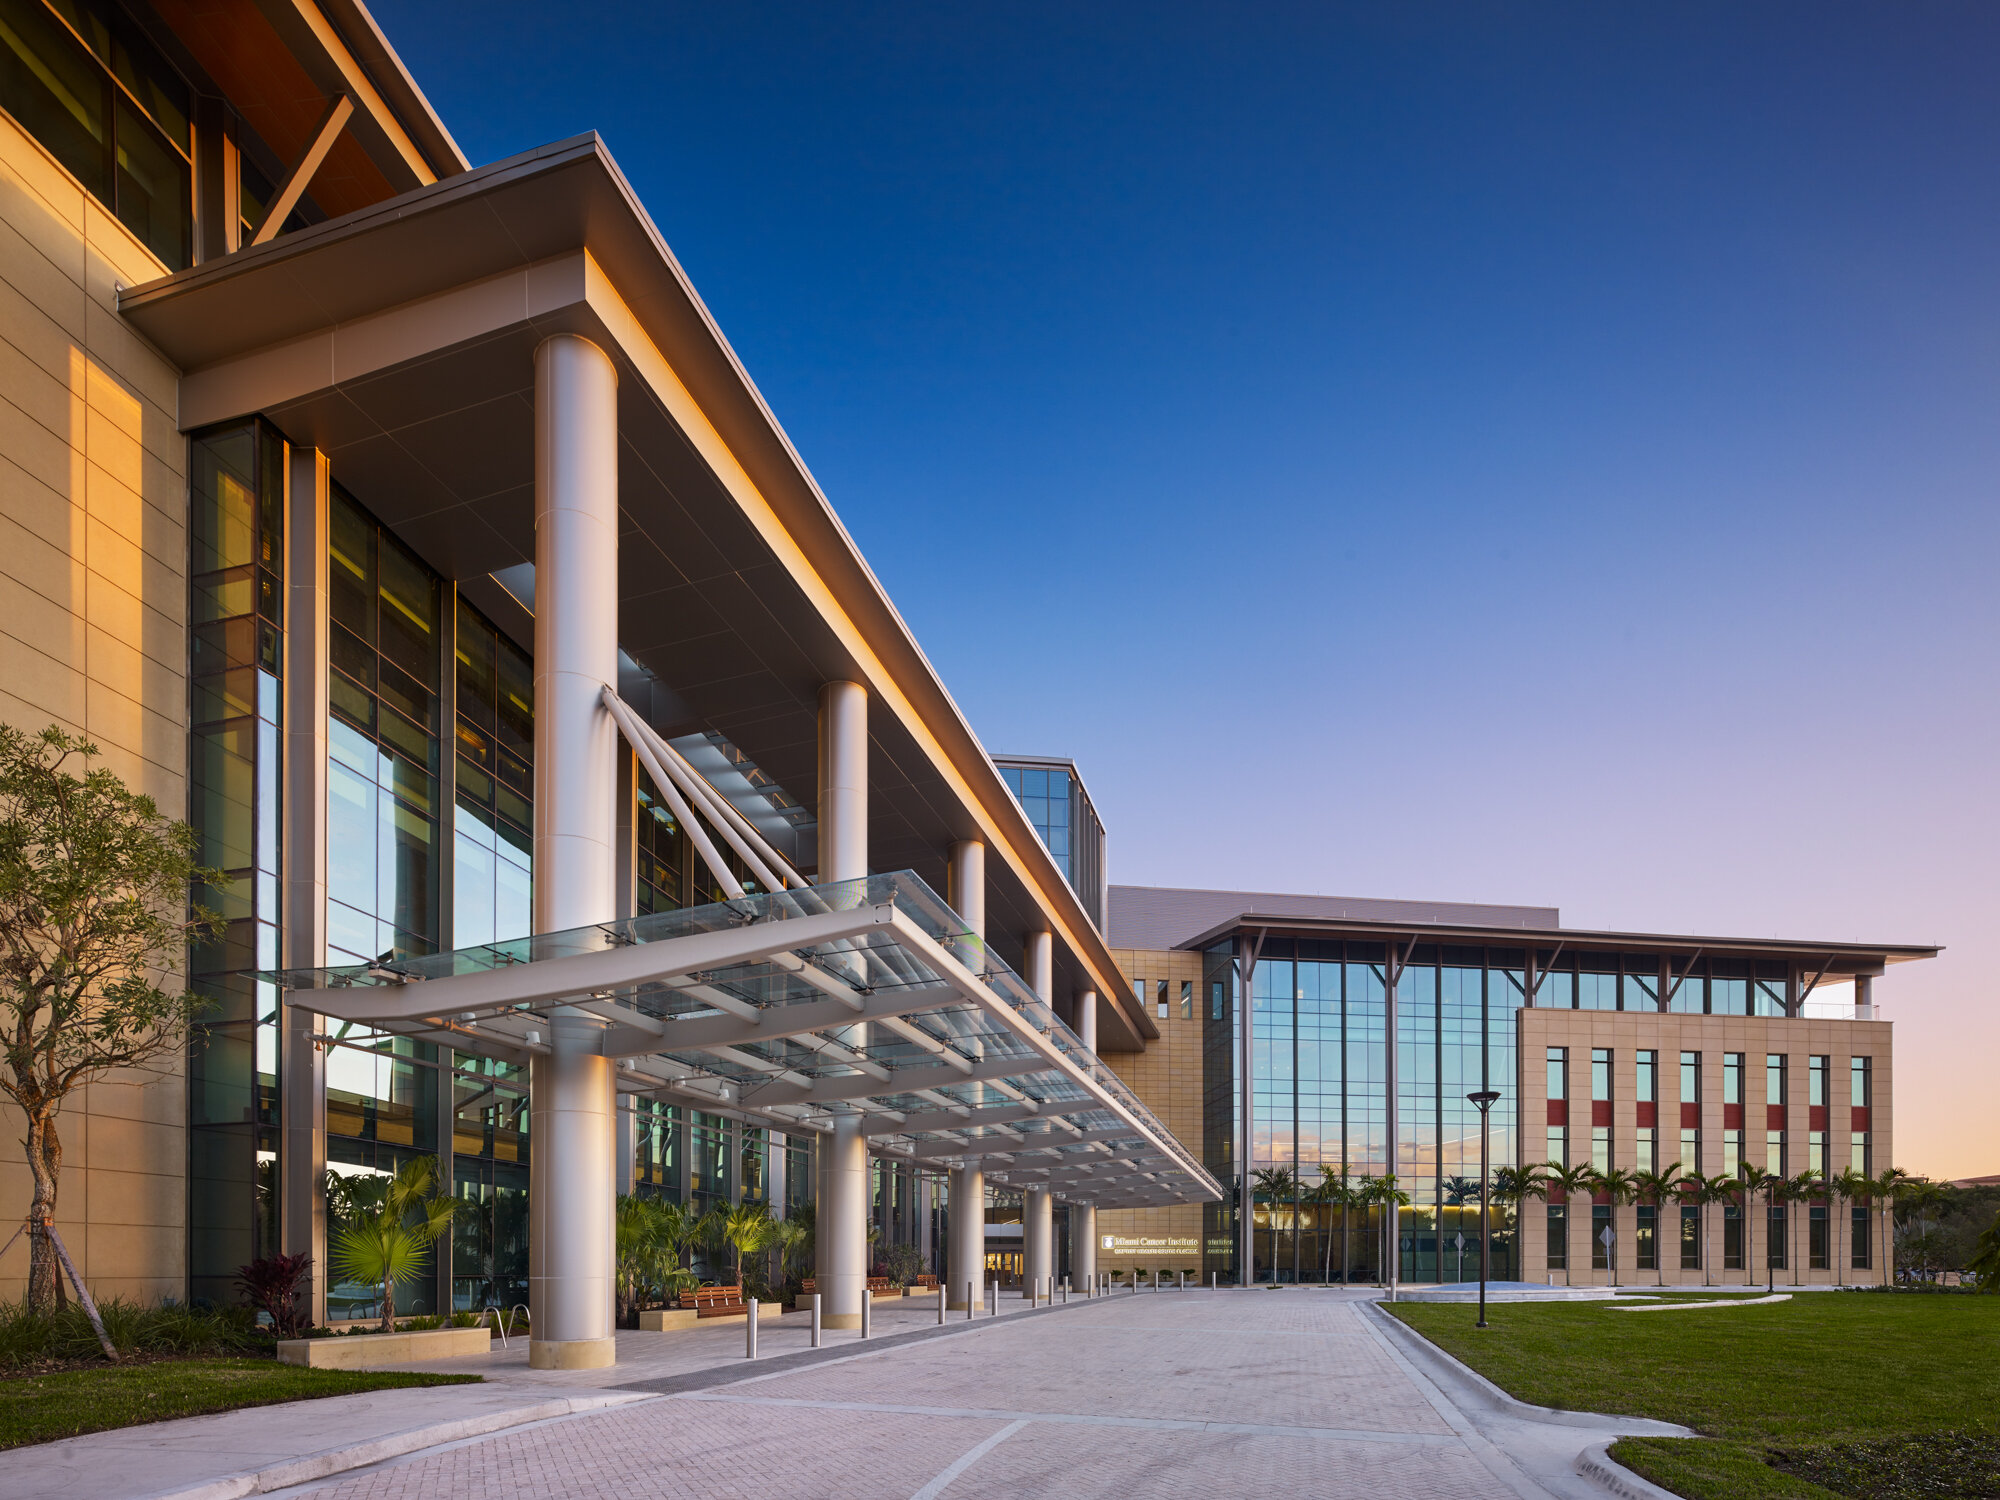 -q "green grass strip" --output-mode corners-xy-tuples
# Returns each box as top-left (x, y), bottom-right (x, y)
(0, 1359), (480, 1451)
(1384, 1294), (2000, 1499)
